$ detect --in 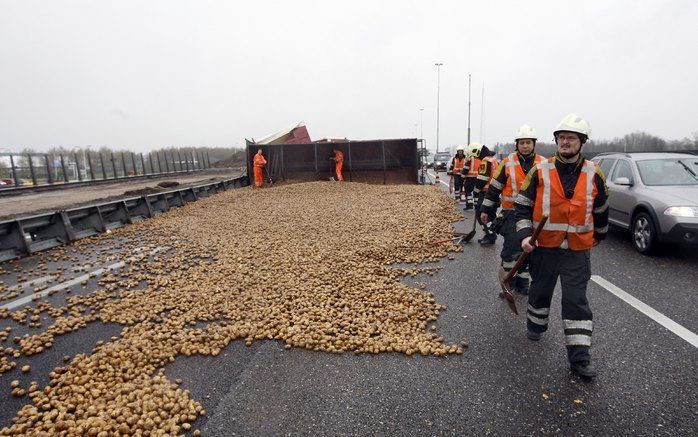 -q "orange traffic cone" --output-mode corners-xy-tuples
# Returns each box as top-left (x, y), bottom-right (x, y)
(460, 188), (466, 203)
(435, 172), (440, 185)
